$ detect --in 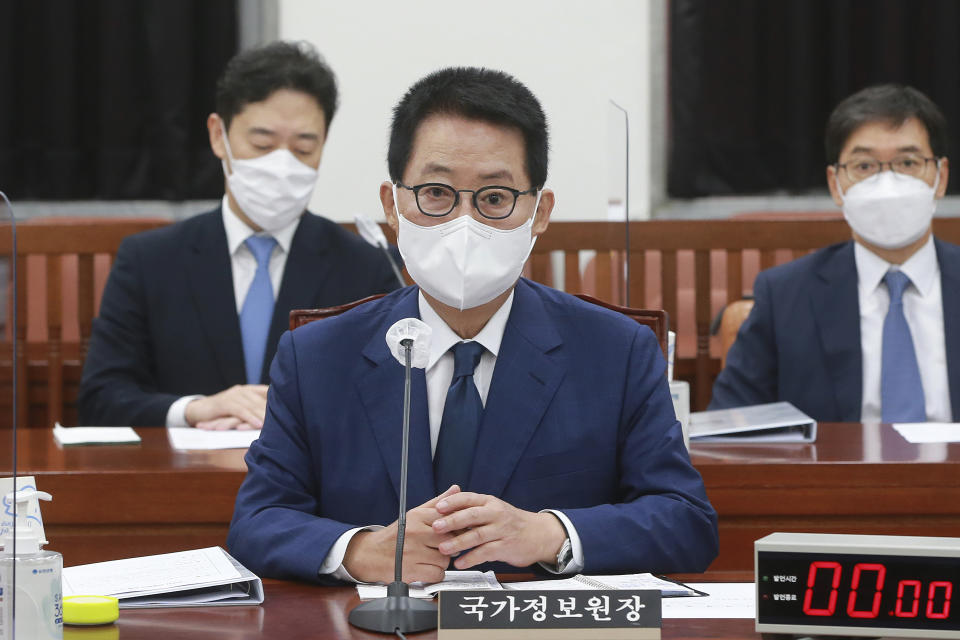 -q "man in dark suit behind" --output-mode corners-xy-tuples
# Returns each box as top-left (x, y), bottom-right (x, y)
(78, 42), (399, 429)
(711, 85), (960, 422)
